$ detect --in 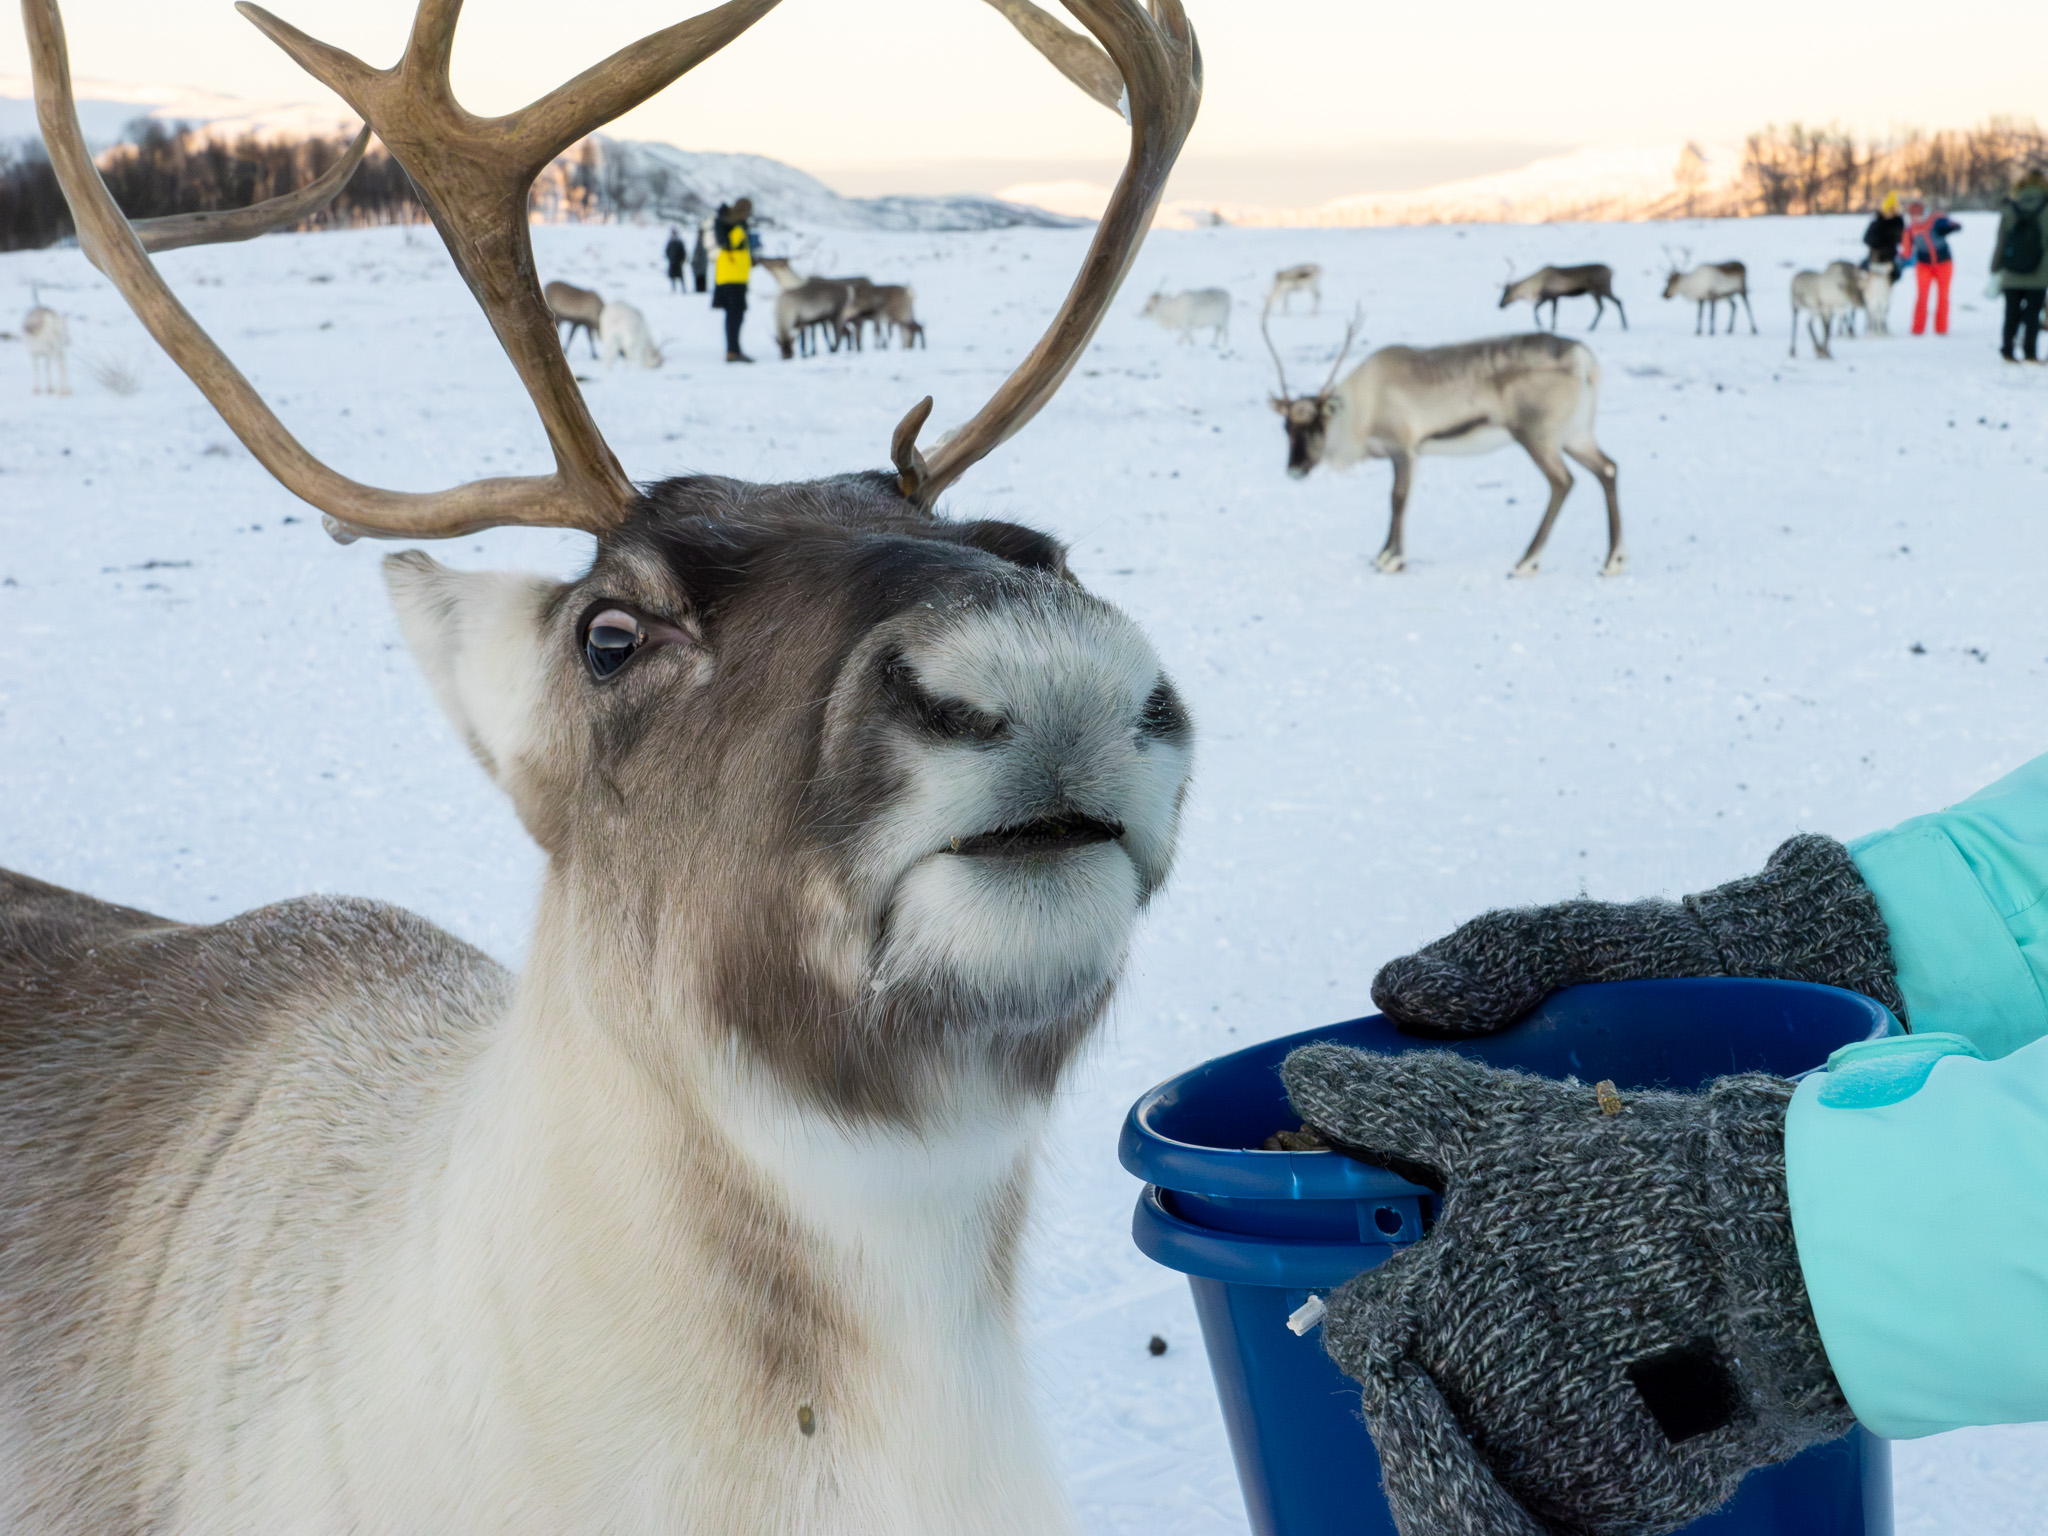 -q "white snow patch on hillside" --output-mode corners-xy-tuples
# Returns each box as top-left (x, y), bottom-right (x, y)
(3, 213), (2046, 1534)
